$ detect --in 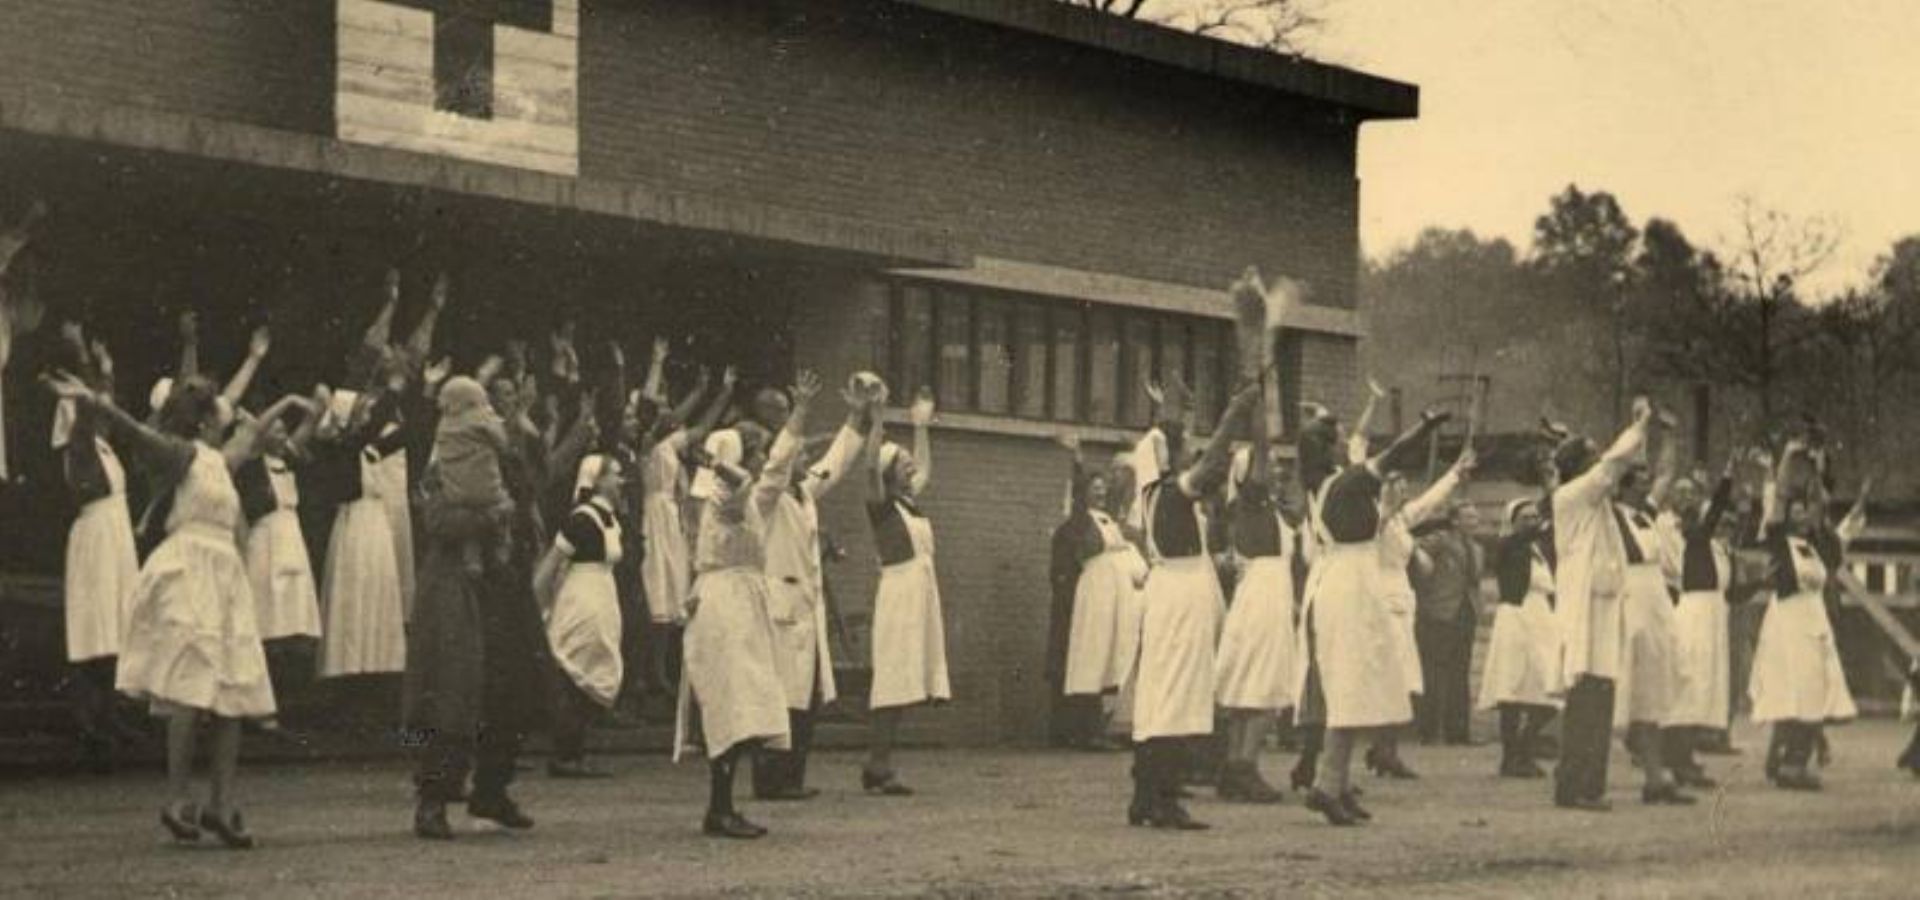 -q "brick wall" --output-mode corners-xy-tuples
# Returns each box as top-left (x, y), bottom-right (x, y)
(581, 0), (1362, 305)
(0, 0), (332, 135)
